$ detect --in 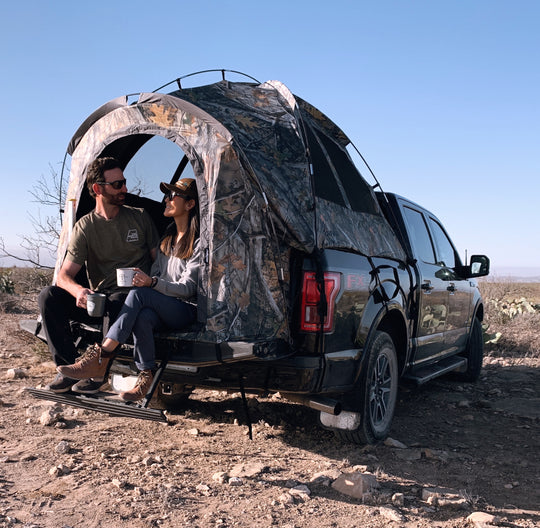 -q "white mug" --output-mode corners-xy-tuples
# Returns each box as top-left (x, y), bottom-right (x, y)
(116, 268), (136, 287)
